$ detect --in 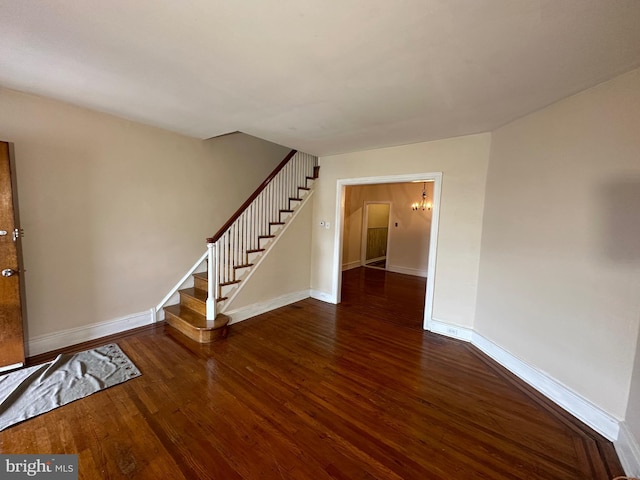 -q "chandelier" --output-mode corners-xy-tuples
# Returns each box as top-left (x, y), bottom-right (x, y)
(411, 182), (432, 211)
